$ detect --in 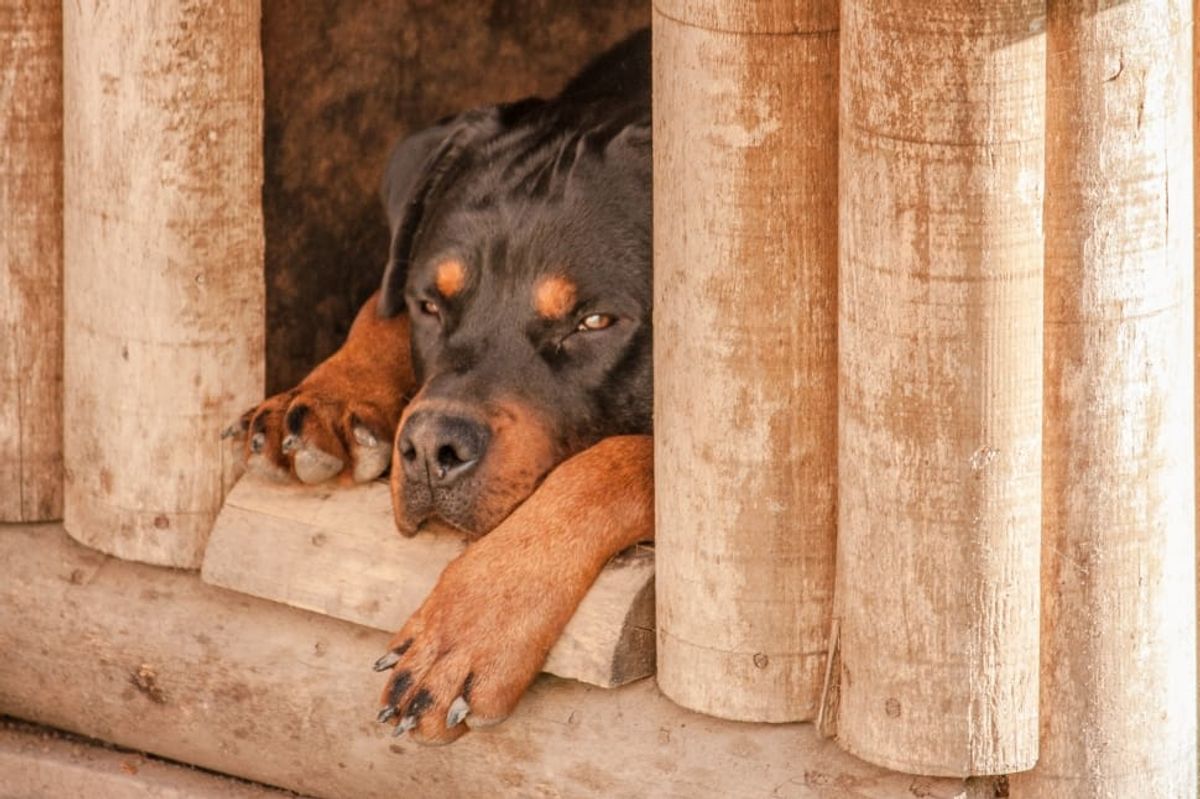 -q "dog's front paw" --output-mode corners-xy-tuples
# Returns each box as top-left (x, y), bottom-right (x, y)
(224, 384), (398, 485)
(372, 544), (565, 745)
(223, 297), (414, 485)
